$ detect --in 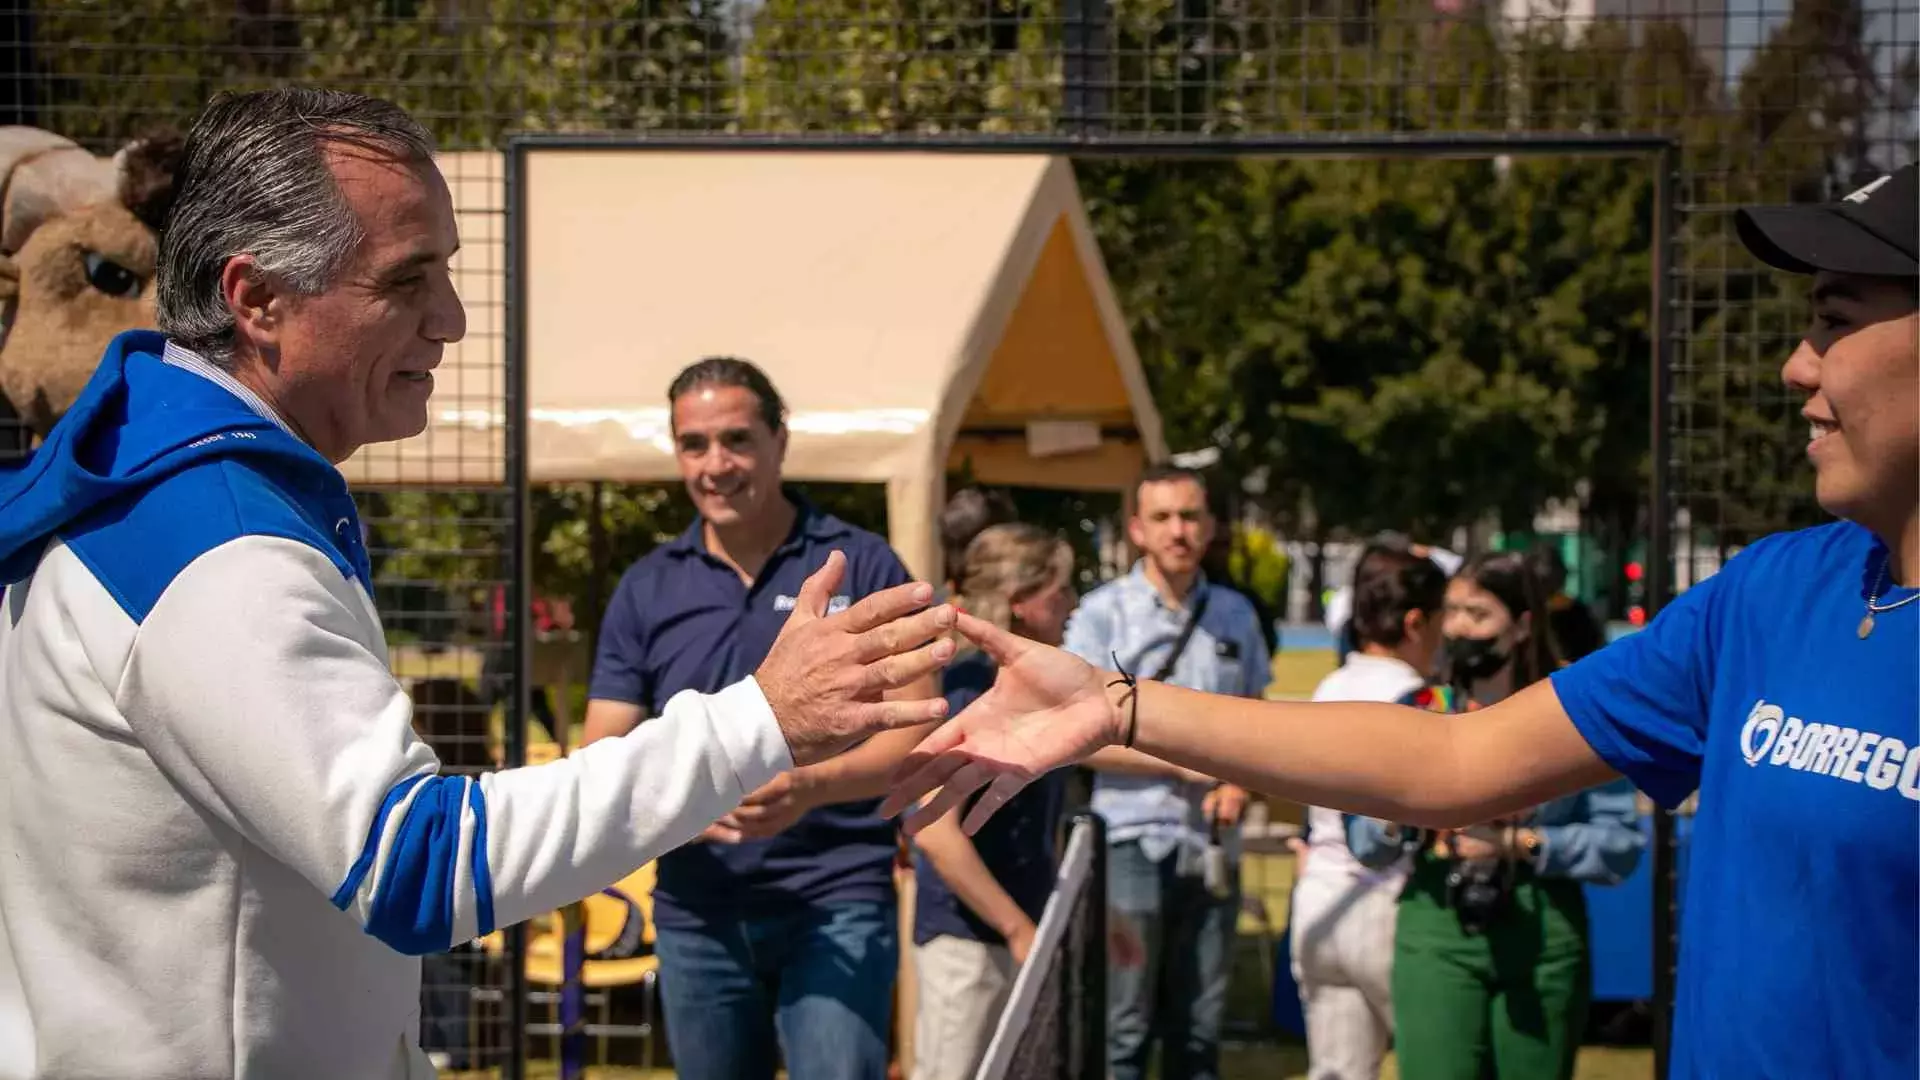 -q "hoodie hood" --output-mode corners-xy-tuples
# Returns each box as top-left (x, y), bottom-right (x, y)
(0, 329), (348, 585)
